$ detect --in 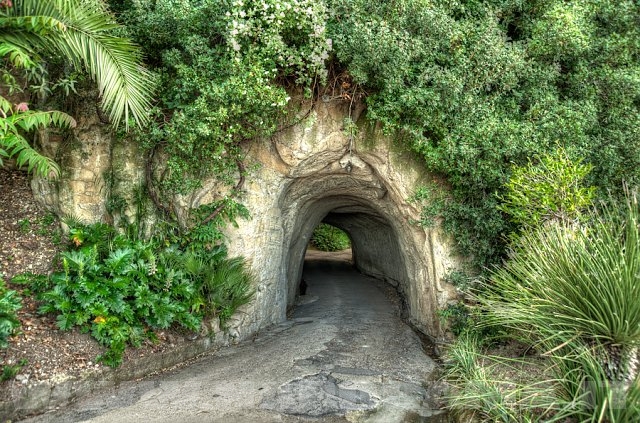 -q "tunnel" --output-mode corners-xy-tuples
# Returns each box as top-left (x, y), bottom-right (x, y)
(220, 101), (457, 341)
(285, 194), (408, 307)
(277, 161), (443, 337)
